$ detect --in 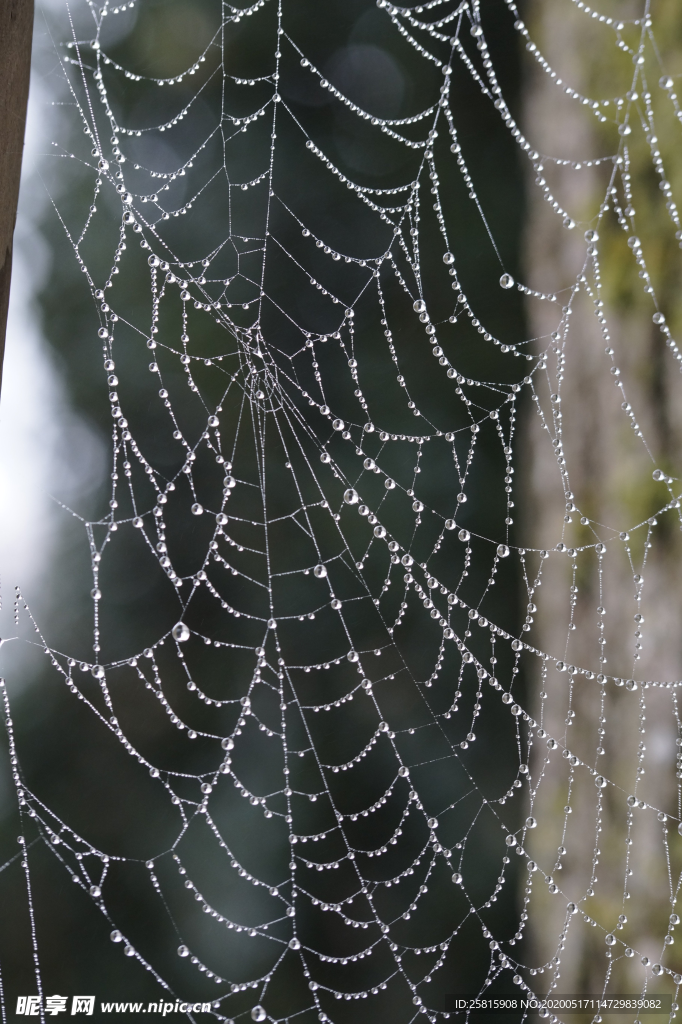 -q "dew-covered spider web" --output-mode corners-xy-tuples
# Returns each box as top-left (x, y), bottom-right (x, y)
(5, 0), (682, 1020)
